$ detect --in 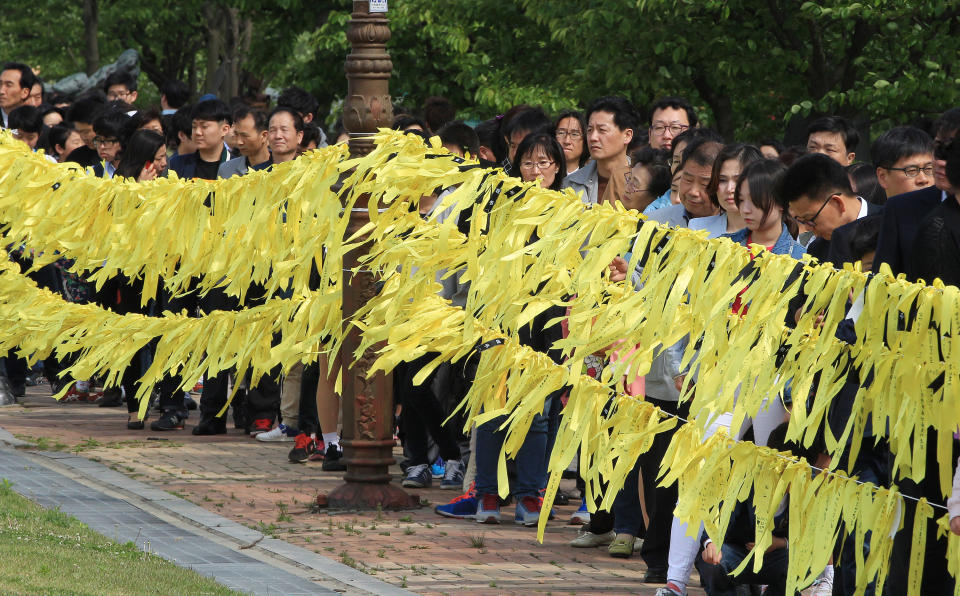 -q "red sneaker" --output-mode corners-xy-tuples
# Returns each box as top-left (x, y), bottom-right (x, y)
(288, 433), (317, 463)
(248, 418), (272, 436)
(308, 438), (326, 461)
